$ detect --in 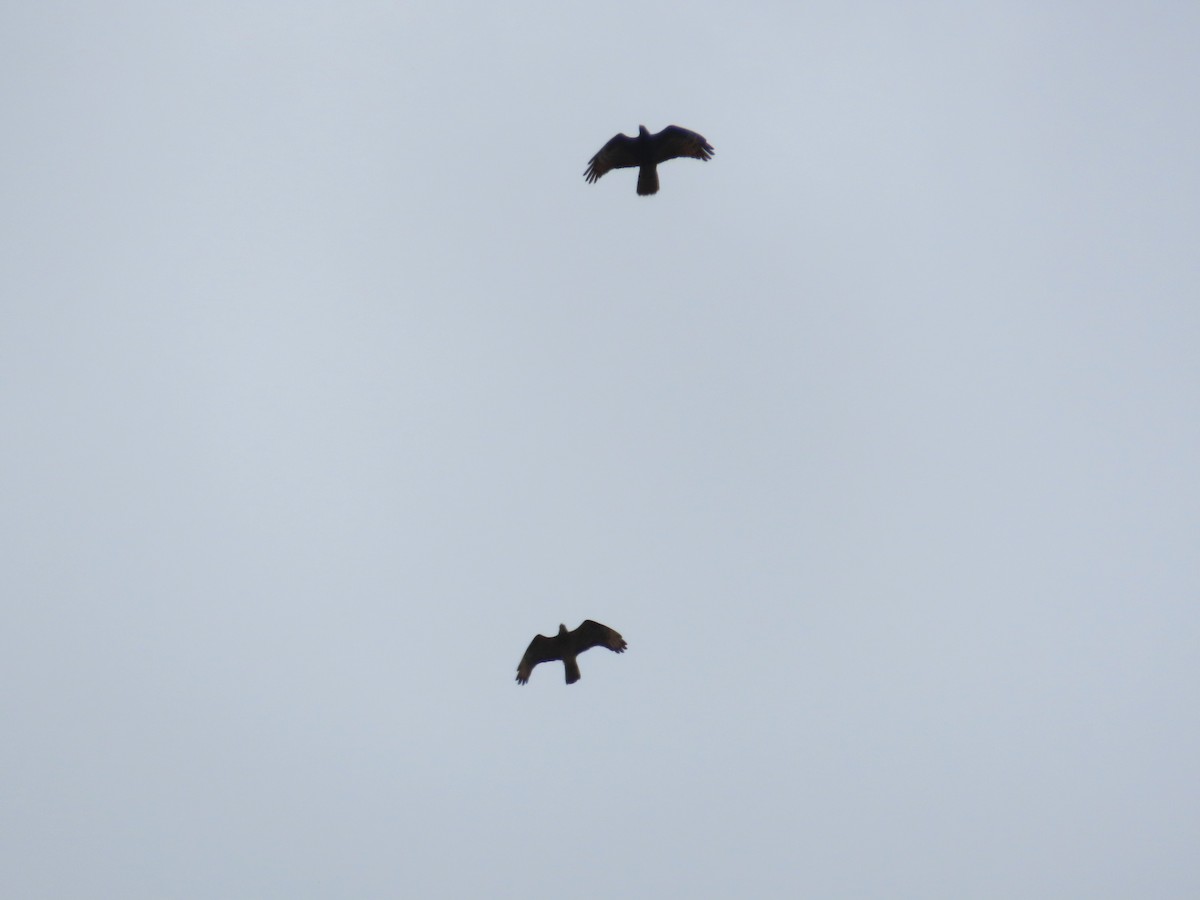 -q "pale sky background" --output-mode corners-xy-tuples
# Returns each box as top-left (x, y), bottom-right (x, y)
(2, 2), (1198, 897)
